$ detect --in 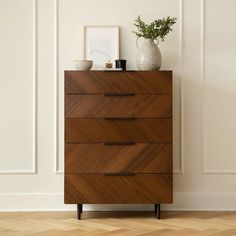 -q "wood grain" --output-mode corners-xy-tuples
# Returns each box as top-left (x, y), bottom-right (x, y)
(1, 211), (236, 235)
(65, 71), (172, 94)
(65, 118), (172, 143)
(65, 95), (172, 118)
(65, 143), (172, 173)
(64, 71), (173, 211)
(65, 174), (172, 204)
